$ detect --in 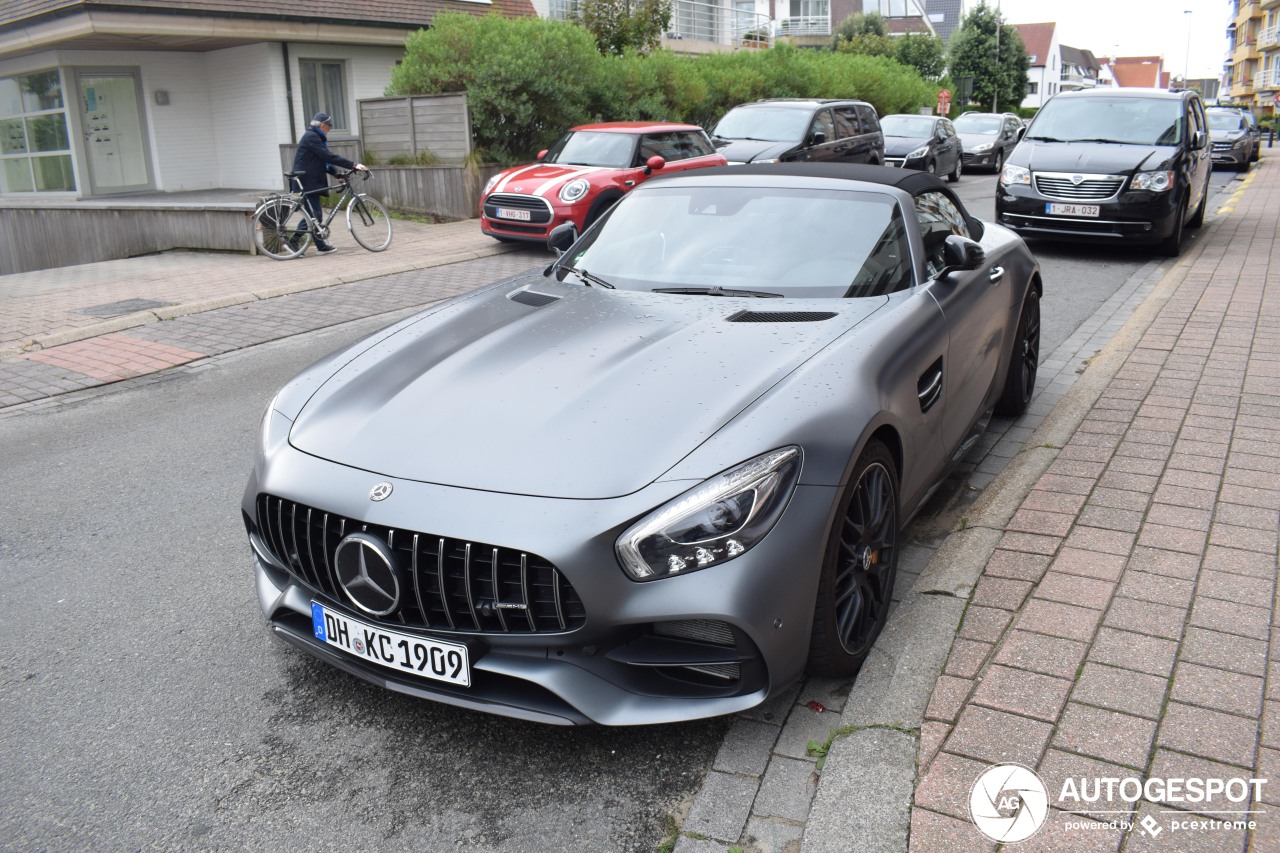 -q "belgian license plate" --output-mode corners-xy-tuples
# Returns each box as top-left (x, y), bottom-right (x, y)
(495, 207), (531, 221)
(311, 602), (470, 687)
(1046, 203), (1100, 217)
